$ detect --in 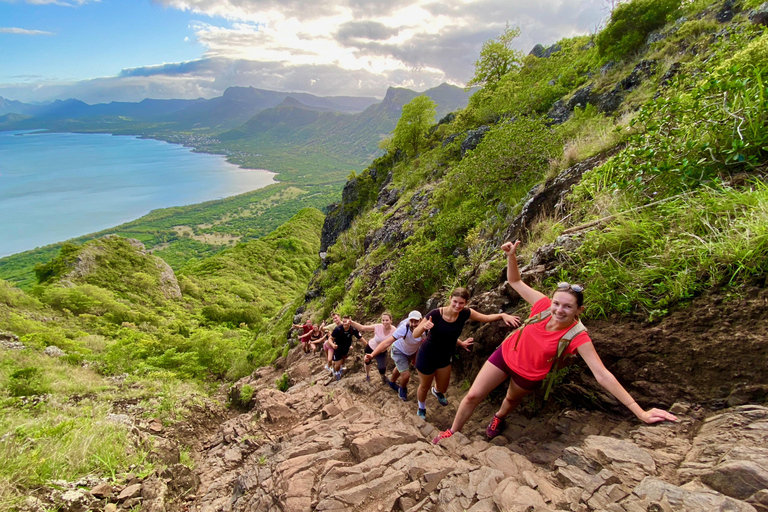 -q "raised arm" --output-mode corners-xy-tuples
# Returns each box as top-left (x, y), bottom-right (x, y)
(299, 331), (313, 342)
(412, 317), (431, 339)
(502, 240), (547, 306)
(349, 320), (377, 332)
(577, 342), (678, 424)
(468, 308), (521, 327)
